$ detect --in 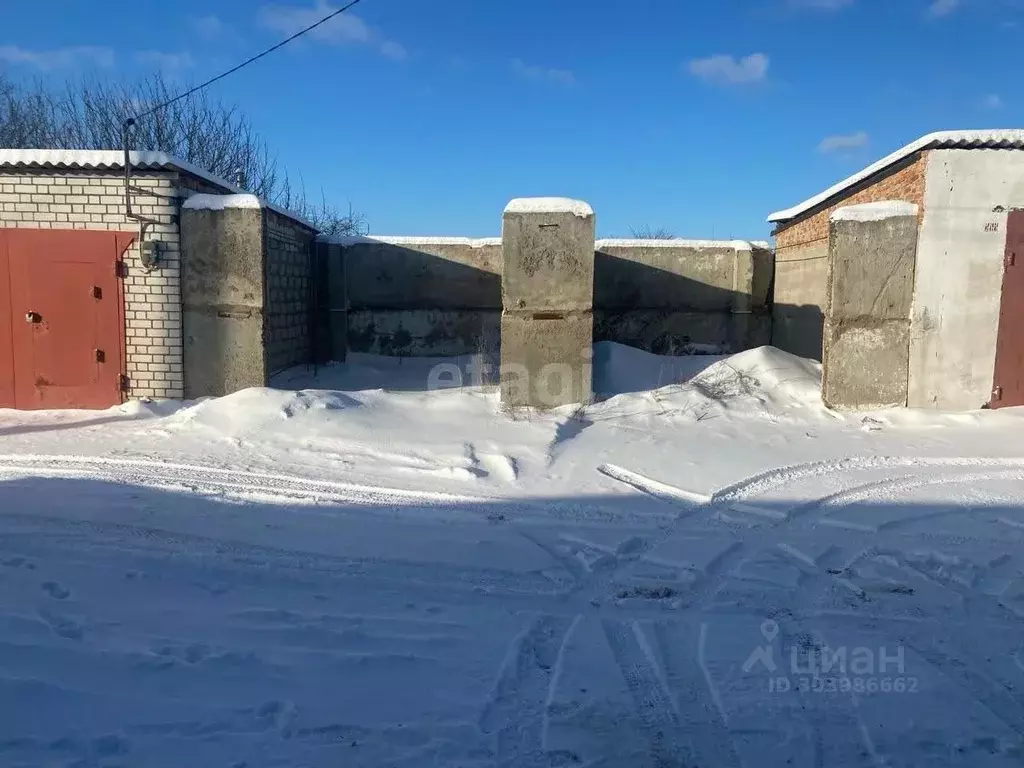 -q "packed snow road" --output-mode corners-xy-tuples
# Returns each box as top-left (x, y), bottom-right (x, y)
(2, 455), (1024, 766)
(2, 346), (1024, 767)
